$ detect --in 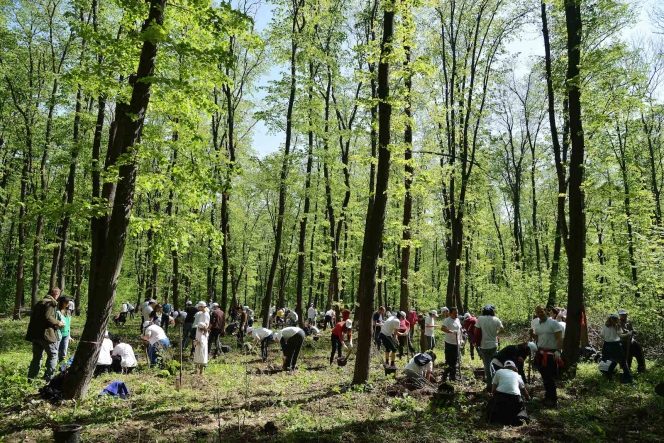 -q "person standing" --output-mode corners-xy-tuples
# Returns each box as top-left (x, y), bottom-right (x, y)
(236, 306), (248, 346)
(127, 301), (135, 319)
(208, 303), (224, 358)
(424, 310), (438, 351)
(619, 309), (645, 373)
(182, 300), (197, 350)
(372, 306), (385, 350)
(67, 298), (75, 315)
(142, 322), (170, 367)
(601, 313), (632, 382)
(532, 305), (563, 407)
(441, 307), (462, 382)
(379, 314), (401, 367)
(277, 326), (306, 371)
(307, 304), (318, 325)
(476, 305), (505, 392)
(330, 320), (353, 365)
(193, 321), (209, 375)
(56, 297), (74, 362)
(407, 309), (418, 340)
(418, 313), (427, 353)
(26, 287), (64, 380)
(324, 308), (336, 330)
(462, 312), (478, 360)
(248, 326), (277, 362)
(396, 311), (414, 359)
(191, 302), (211, 358)
(141, 299), (155, 333)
